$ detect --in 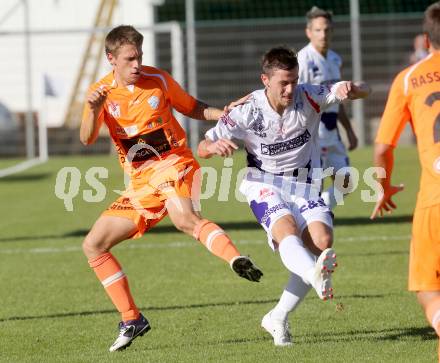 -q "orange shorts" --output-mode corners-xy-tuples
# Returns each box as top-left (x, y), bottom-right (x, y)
(408, 204), (440, 291)
(102, 151), (200, 238)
